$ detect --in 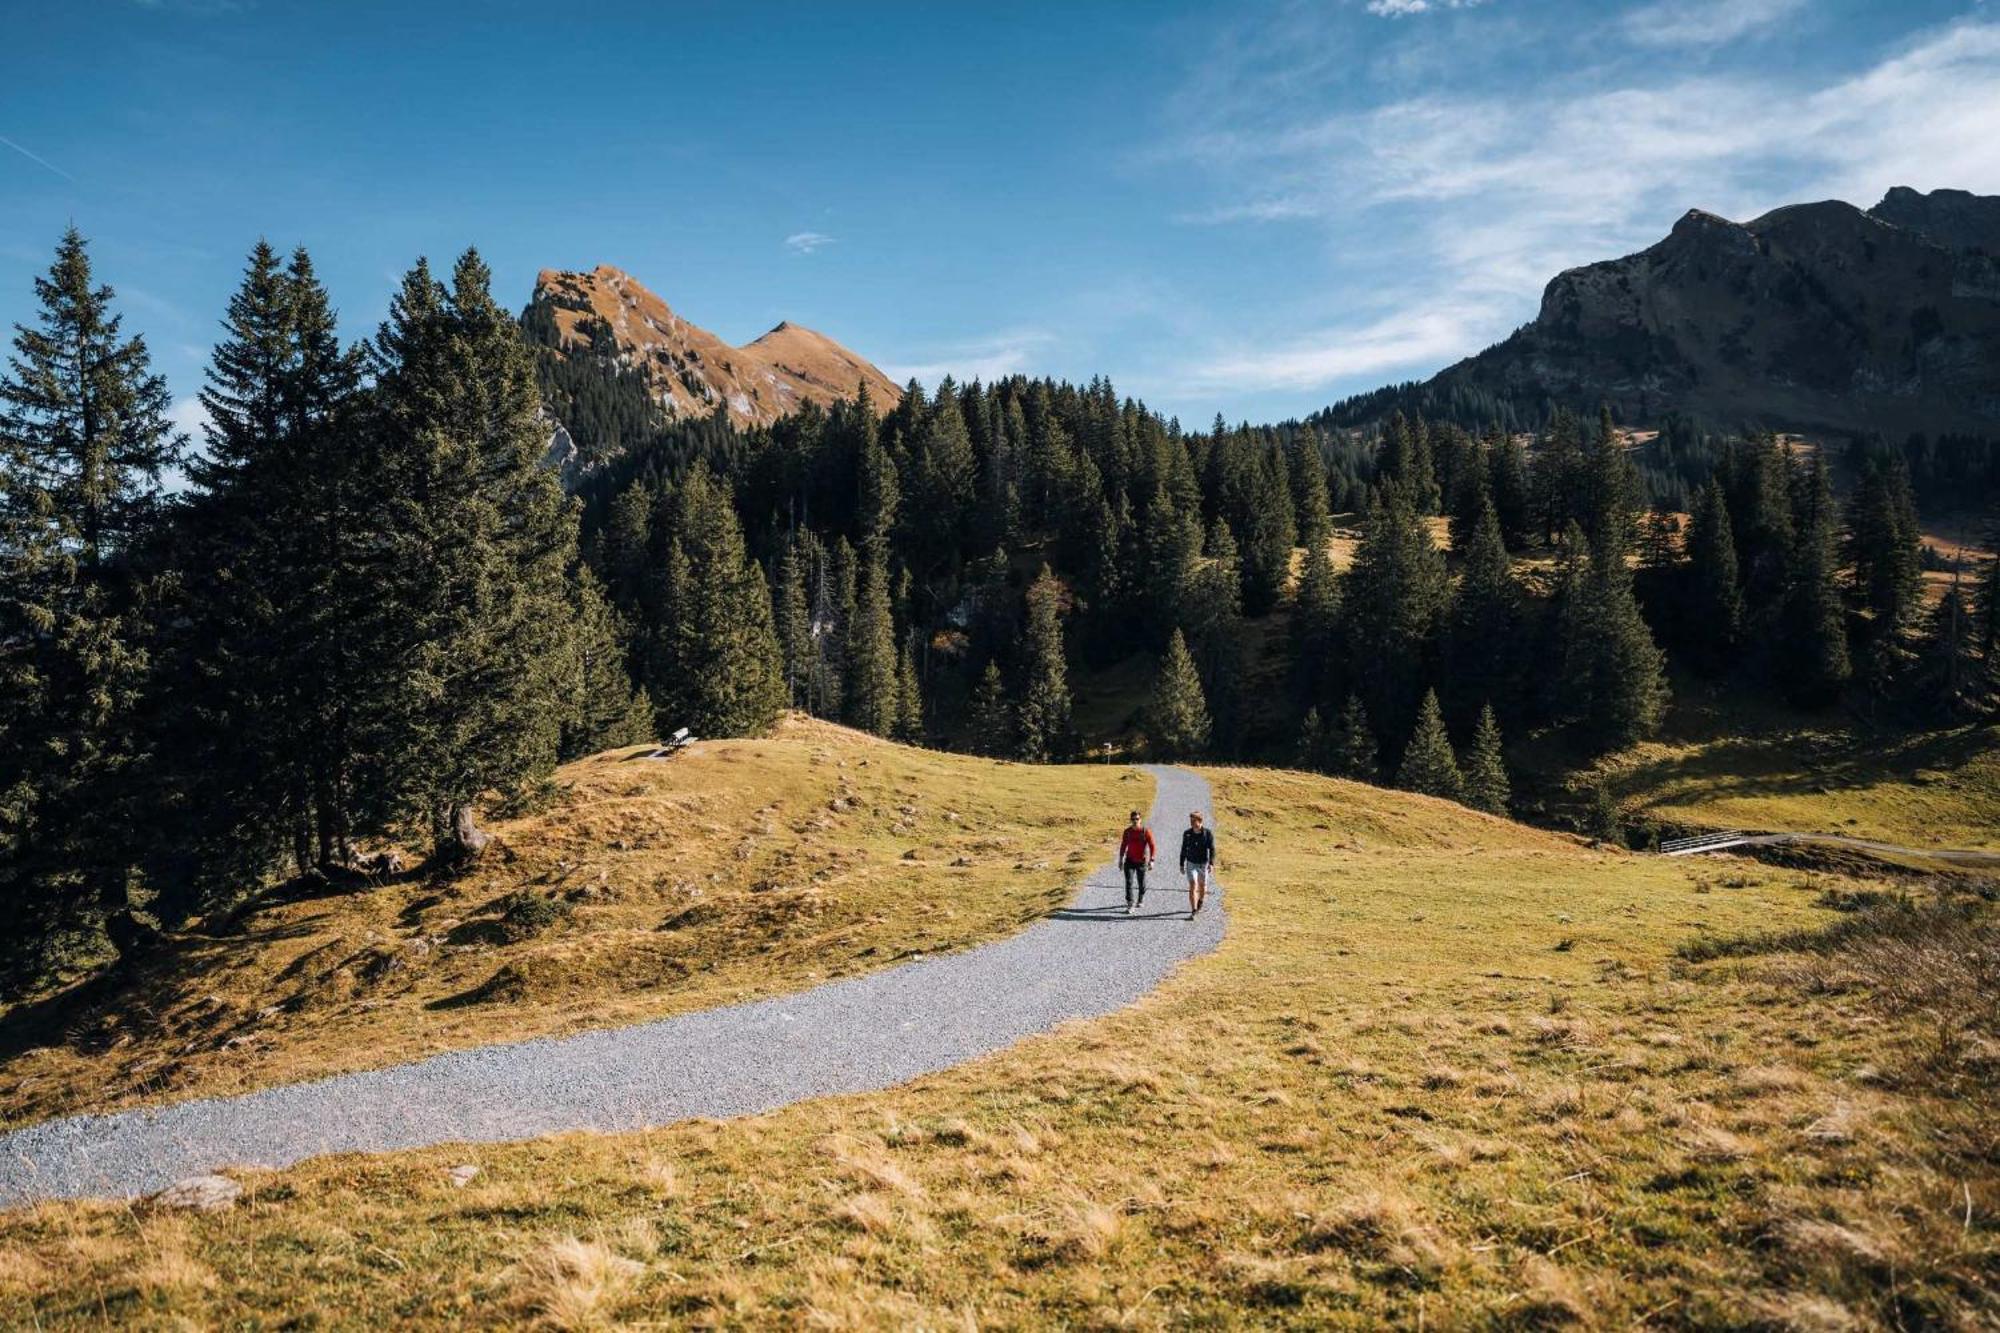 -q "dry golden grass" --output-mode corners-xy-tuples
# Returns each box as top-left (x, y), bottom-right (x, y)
(0, 715), (1136, 1126)
(1602, 699), (2000, 853)
(2, 757), (1994, 1327)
